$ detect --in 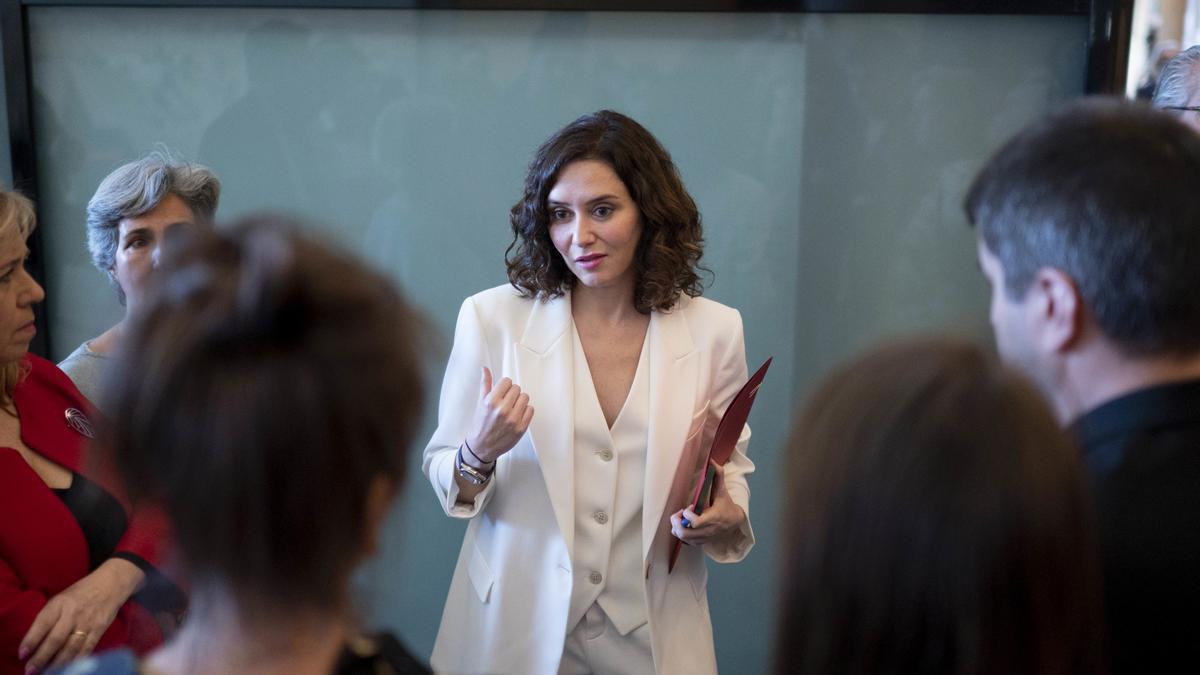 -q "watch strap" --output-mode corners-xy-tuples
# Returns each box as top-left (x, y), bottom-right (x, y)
(456, 446), (493, 485)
